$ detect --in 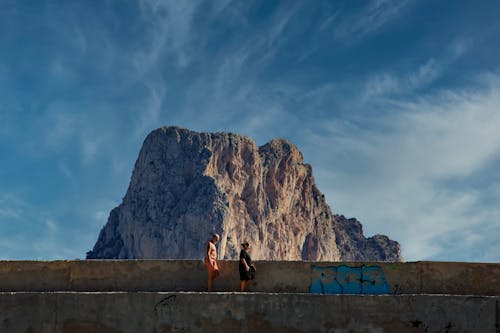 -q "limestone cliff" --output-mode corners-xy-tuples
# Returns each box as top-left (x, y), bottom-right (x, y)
(87, 126), (401, 261)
